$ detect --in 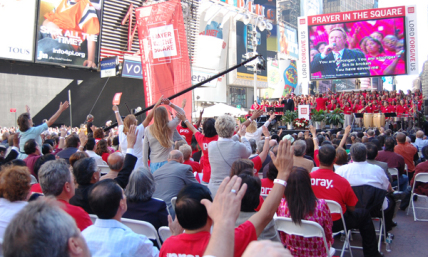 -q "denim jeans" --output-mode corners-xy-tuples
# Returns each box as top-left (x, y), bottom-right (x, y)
(391, 174), (408, 191)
